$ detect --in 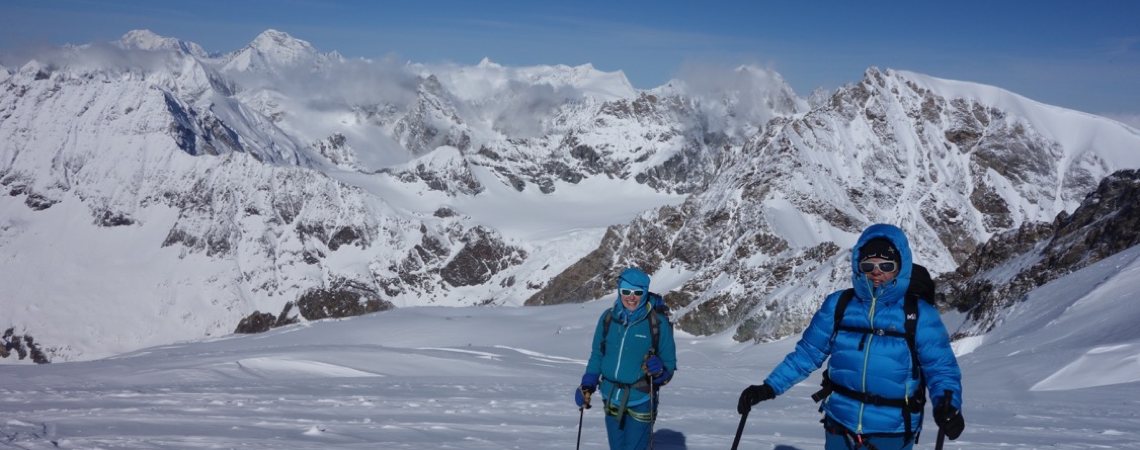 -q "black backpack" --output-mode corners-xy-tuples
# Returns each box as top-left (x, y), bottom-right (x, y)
(813, 263), (937, 442)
